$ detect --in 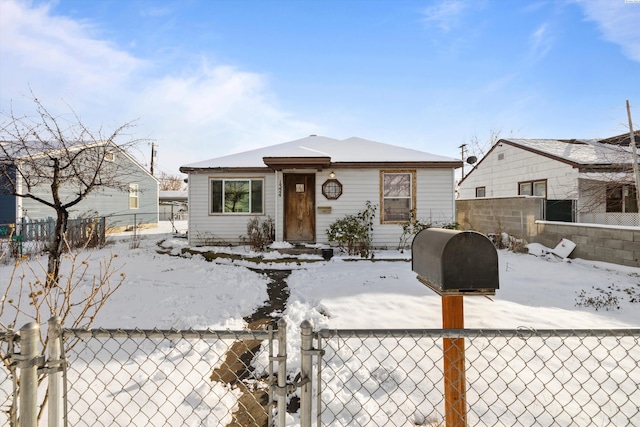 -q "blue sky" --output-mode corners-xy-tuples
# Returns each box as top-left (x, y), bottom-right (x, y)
(1, 0), (639, 177)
